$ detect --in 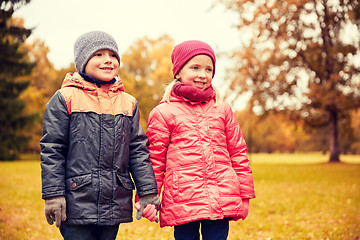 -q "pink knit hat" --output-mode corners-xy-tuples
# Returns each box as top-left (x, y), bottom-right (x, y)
(171, 40), (216, 78)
